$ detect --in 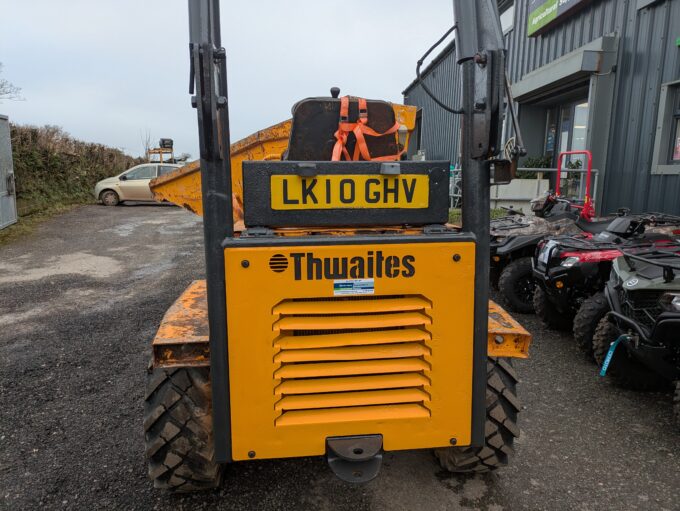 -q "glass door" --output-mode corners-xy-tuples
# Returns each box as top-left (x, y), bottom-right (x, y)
(544, 99), (589, 199)
(570, 102), (589, 199)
